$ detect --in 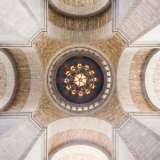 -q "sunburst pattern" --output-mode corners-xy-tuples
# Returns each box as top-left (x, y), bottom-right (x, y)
(64, 64), (97, 97)
(56, 56), (104, 104)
